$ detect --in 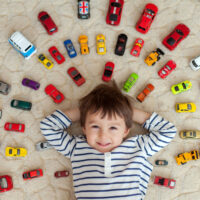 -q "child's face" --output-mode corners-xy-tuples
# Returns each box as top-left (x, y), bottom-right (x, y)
(82, 110), (130, 153)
